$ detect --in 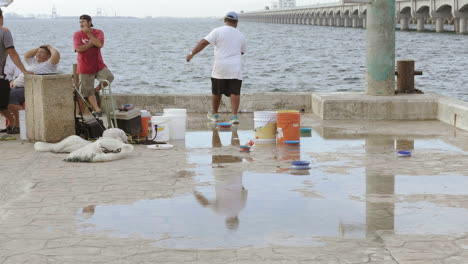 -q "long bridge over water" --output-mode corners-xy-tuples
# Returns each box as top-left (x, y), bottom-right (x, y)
(239, 0), (468, 33)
